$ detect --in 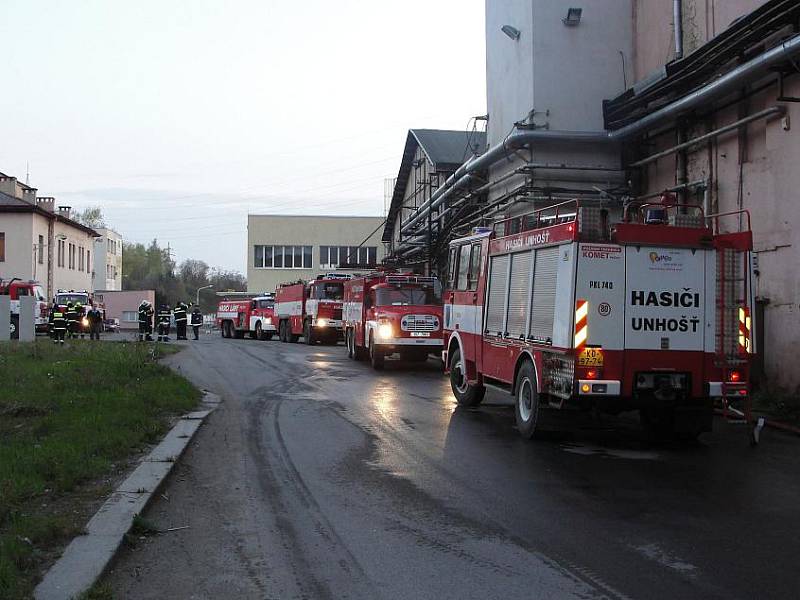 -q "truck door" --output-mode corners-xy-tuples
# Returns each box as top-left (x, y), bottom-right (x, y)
(444, 241), (484, 373)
